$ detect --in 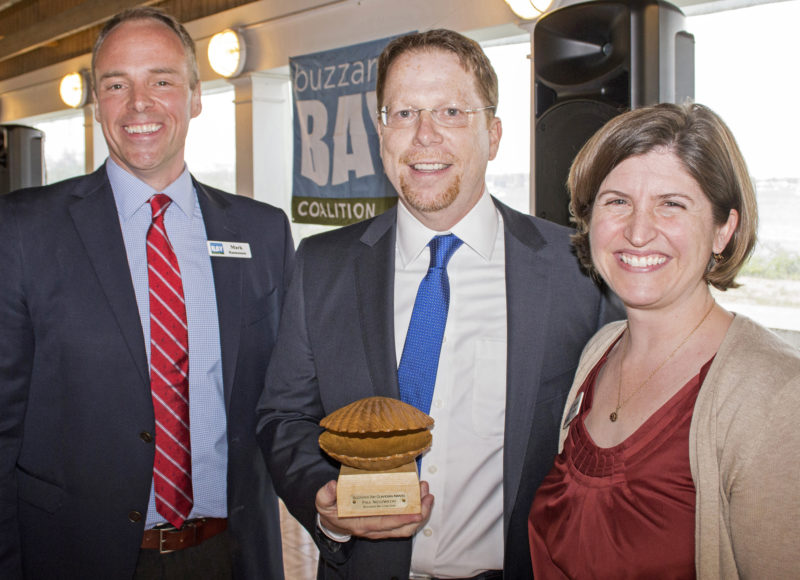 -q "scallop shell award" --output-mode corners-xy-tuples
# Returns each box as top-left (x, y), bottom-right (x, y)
(319, 396), (434, 517)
